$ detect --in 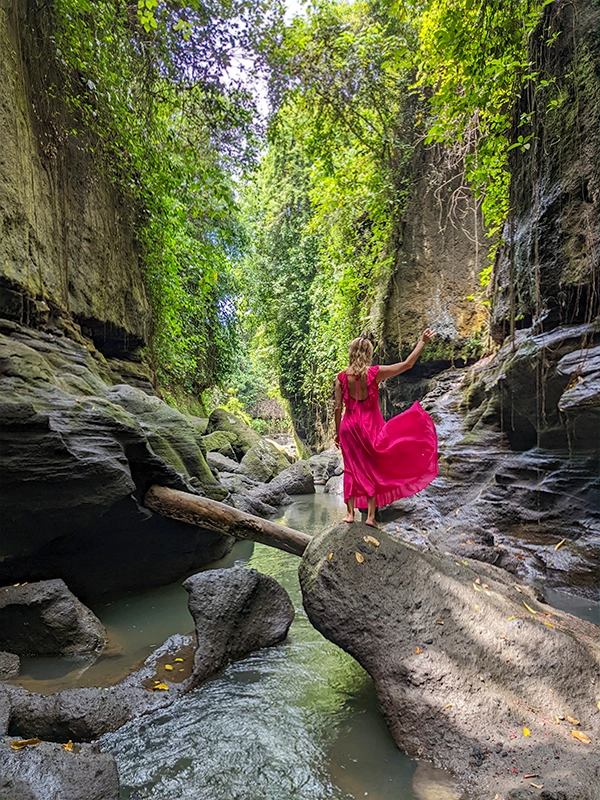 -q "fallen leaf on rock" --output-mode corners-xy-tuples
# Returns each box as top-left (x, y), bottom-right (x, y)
(566, 716), (580, 725)
(61, 740), (73, 752)
(461, 559), (469, 566)
(473, 582), (482, 592)
(514, 585), (523, 593)
(571, 730), (591, 744)
(523, 774), (539, 779)
(554, 538), (567, 551)
(523, 602), (538, 615)
(436, 619), (444, 625)
(508, 615), (516, 621)
(454, 509), (460, 516)
(597, 701), (600, 710)
(154, 682), (170, 691)
(530, 784), (543, 790)
(474, 605), (479, 611)
(328, 552), (334, 560)
(444, 703), (453, 709)
(164, 664), (173, 671)
(10, 739), (41, 750)
(523, 727), (531, 737)
(175, 657), (184, 662)
(355, 552), (364, 564)
(363, 535), (380, 546)
(414, 647), (423, 654)
(542, 620), (555, 628)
